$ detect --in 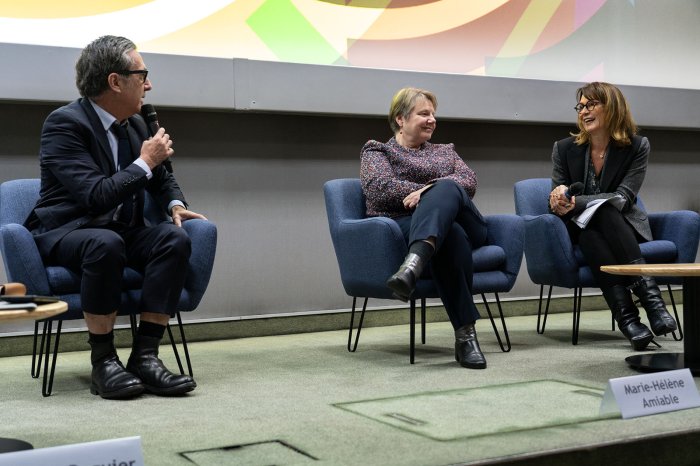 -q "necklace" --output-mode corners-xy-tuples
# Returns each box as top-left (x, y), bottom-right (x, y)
(593, 144), (609, 159)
